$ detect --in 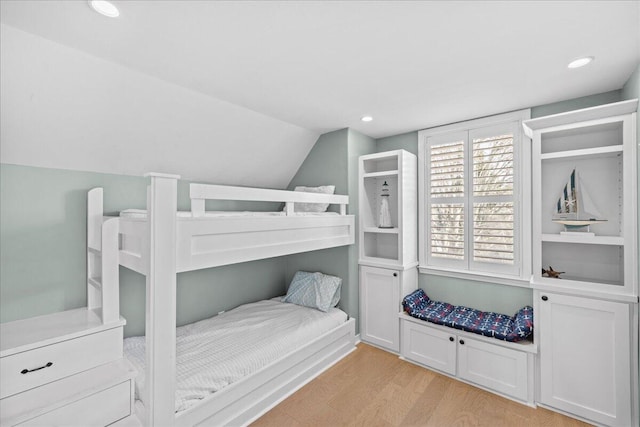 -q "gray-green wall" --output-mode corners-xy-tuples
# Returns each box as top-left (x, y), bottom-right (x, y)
(0, 164), (287, 336)
(284, 128), (376, 330)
